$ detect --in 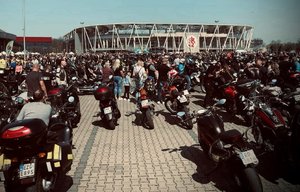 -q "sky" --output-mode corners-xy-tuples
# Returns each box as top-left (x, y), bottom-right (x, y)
(0, 0), (299, 44)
